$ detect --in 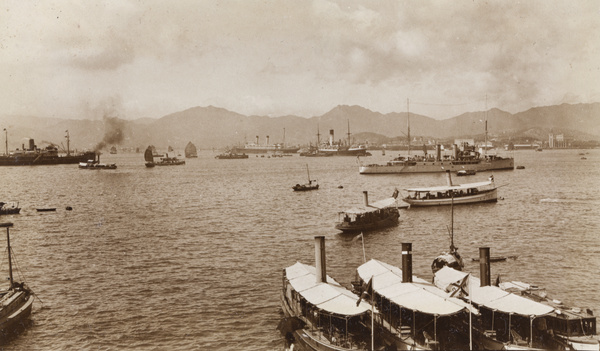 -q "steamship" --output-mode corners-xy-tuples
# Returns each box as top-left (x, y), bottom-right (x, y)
(359, 142), (514, 174)
(0, 137), (96, 166)
(318, 129), (369, 156)
(231, 135), (300, 154)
